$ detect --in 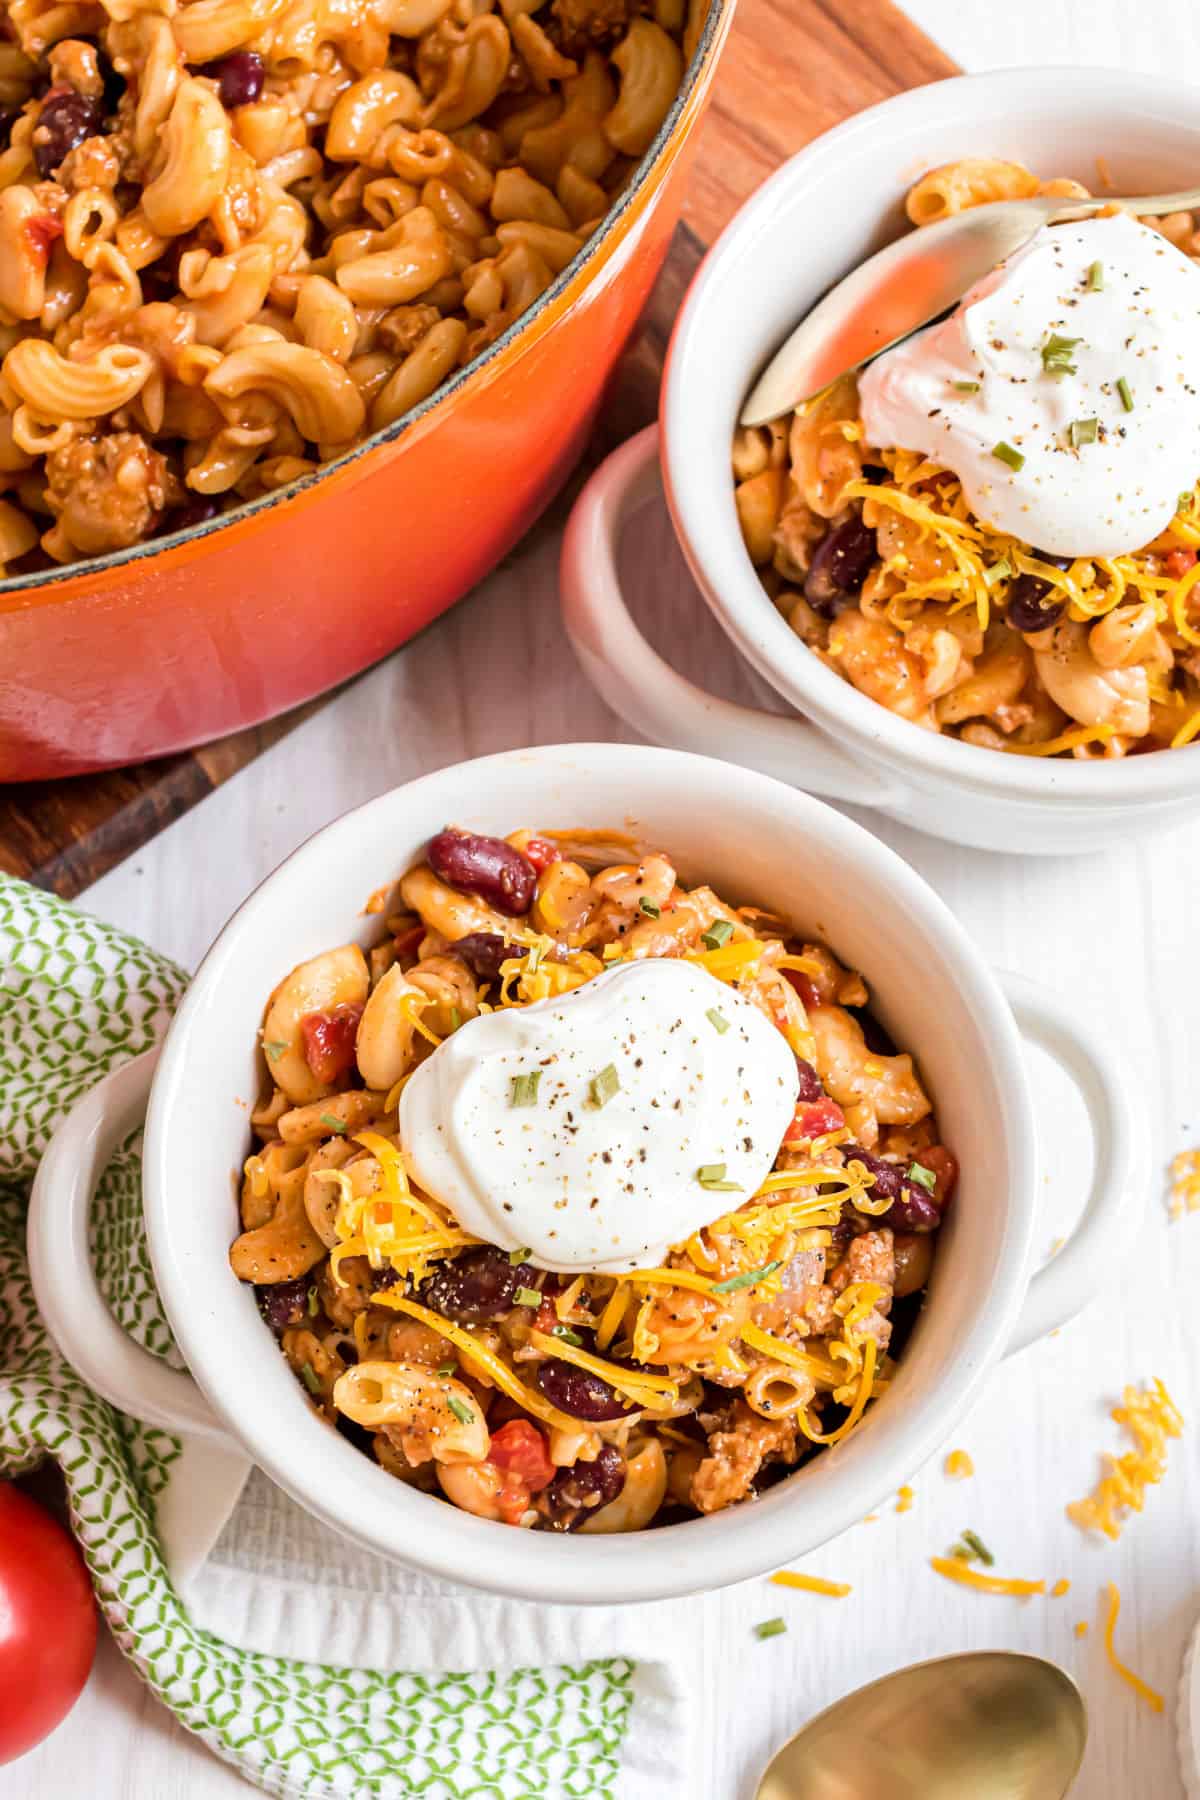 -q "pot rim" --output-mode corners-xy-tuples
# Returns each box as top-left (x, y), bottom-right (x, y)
(0, 0), (729, 600)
